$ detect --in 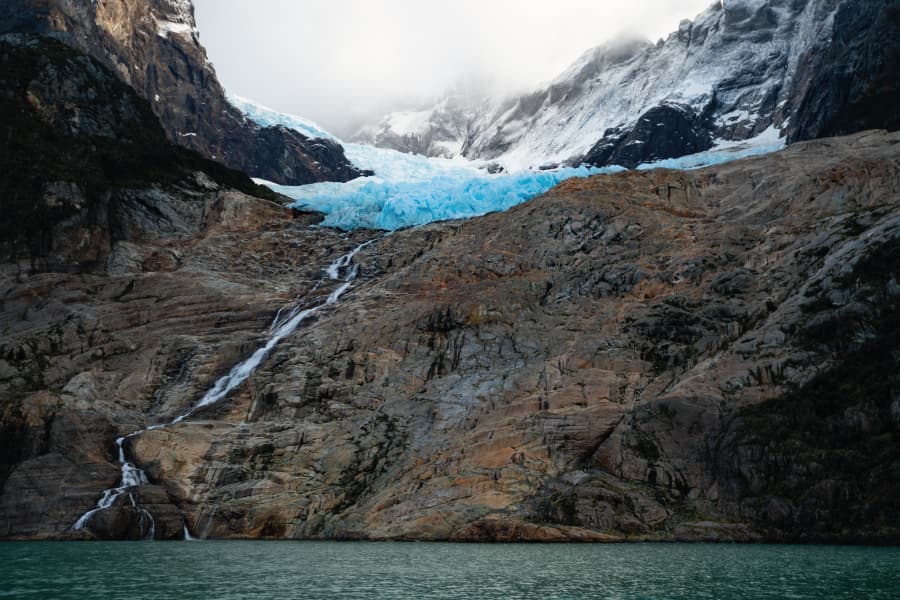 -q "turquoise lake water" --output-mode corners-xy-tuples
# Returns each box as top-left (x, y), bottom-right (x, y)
(1, 542), (898, 599)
